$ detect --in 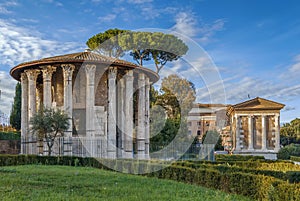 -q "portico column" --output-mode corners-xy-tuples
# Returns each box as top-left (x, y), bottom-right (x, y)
(107, 67), (117, 159)
(20, 73), (28, 154)
(41, 65), (56, 108)
(124, 70), (134, 158)
(274, 114), (280, 151)
(117, 78), (125, 158)
(25, 69), (40, 155)
(145, 77), (150, 159)
(85, 64), (96, 138)
(261, 115), (267, 150)
(62, 64), (75, 137)
(235, 114), (241, 151)
(137, 73), (146, 159)
(248, 115), (254, 150)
